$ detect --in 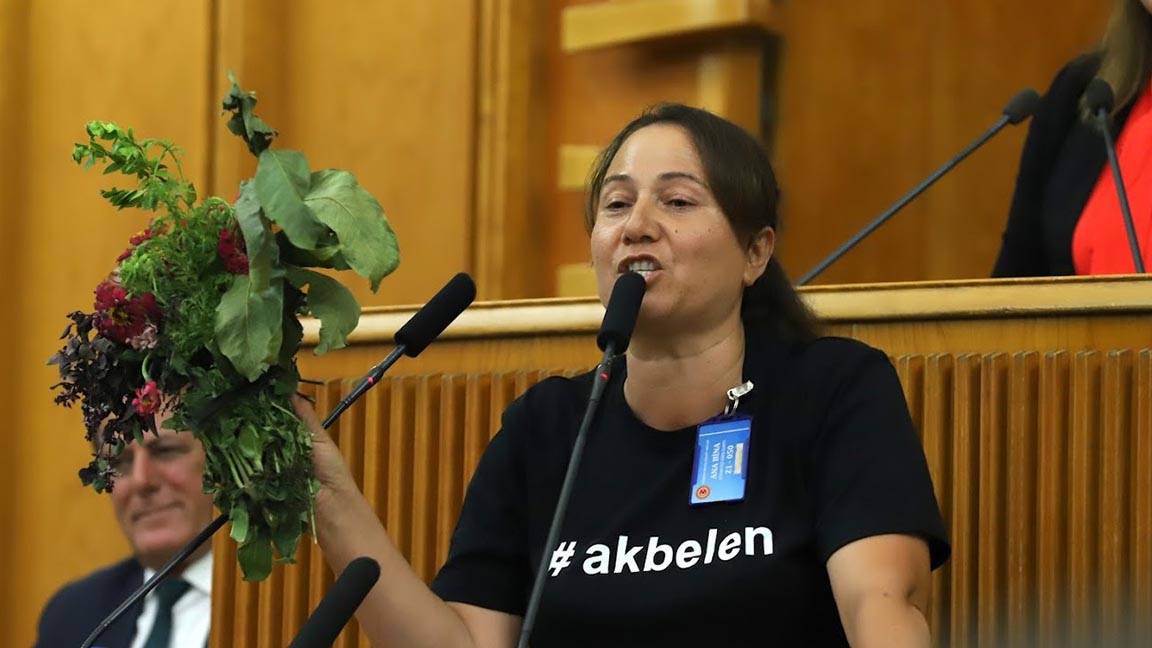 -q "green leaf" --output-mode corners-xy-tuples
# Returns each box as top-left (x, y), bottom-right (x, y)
(215, 274), (285, 382)
(303, 169), (400, 291)
(272, 365), (300, 398)
(74, 120), (195, 213)
(286, 267), (361, 354)
(222, 71), (277, 156)
(229, 506), (250, 543)
(233, 180), (279, 290)
(278, 283), (306, 367)
(238, 425), (261, 460)
(277, 231), (351, 271)
(271, 521), (301, 562)
(255, 150), (326, 250)
(237, 538), (273, 582)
